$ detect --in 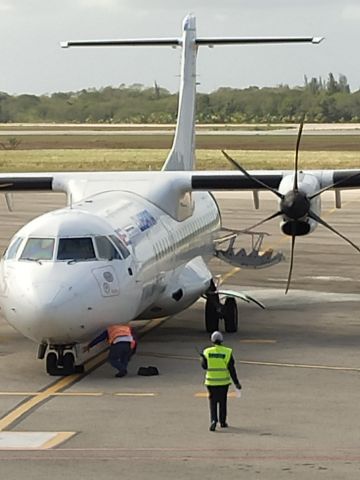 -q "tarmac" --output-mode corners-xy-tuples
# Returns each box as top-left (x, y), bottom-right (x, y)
(0, 190), (360, 479)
